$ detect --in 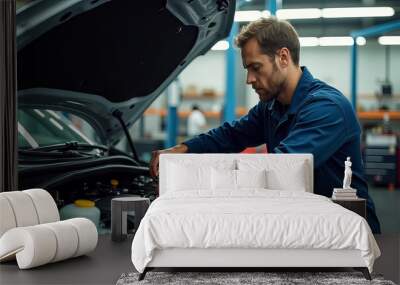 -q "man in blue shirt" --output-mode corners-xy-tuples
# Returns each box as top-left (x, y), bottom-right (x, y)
(150, 17), (380, 233)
